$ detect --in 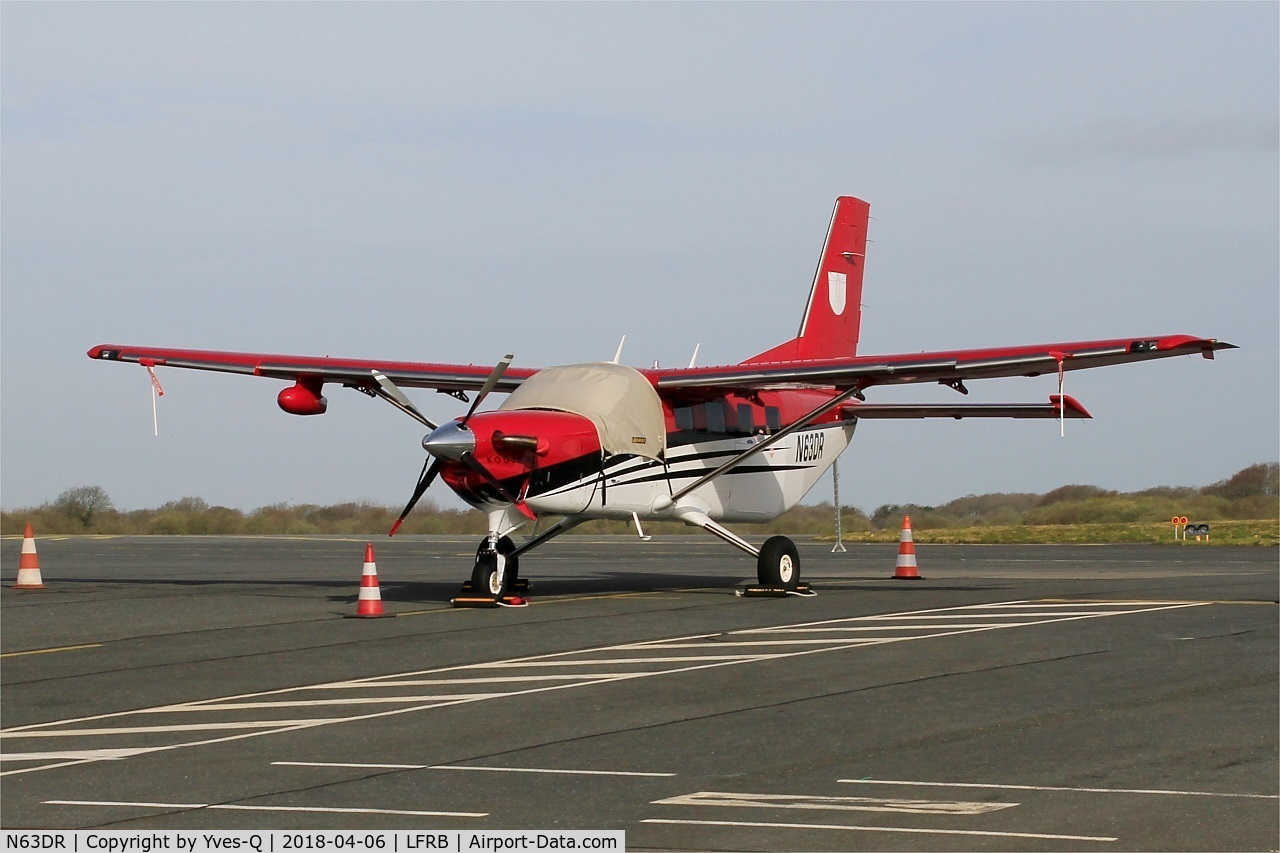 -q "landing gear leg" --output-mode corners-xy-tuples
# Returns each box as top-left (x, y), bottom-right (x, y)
(671, 506), (811, 597)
